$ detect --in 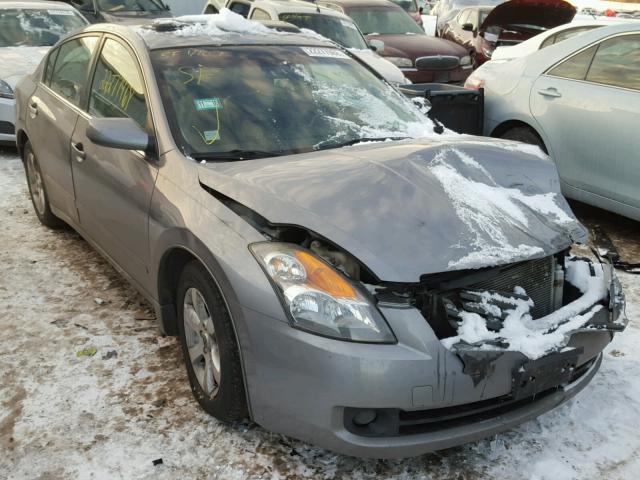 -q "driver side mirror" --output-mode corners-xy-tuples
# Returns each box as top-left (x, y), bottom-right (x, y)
(462, 23), (474, 31)
(87, 118), (150, 151)
(368, 39), (385, 52)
